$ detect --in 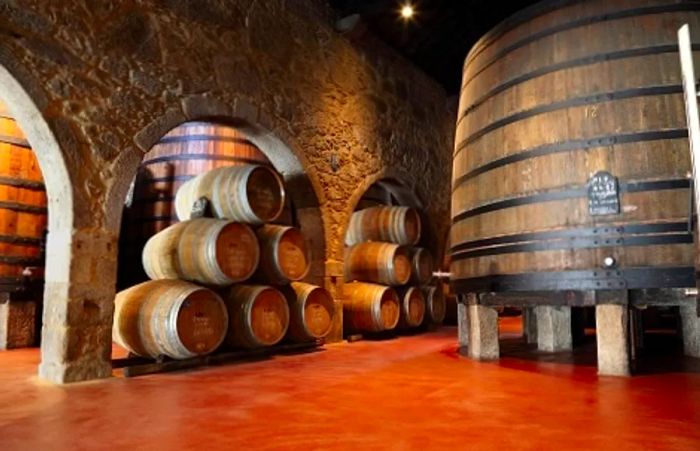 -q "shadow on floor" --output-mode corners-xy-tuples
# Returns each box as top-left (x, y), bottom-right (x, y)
(474, 331), (700, 376)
